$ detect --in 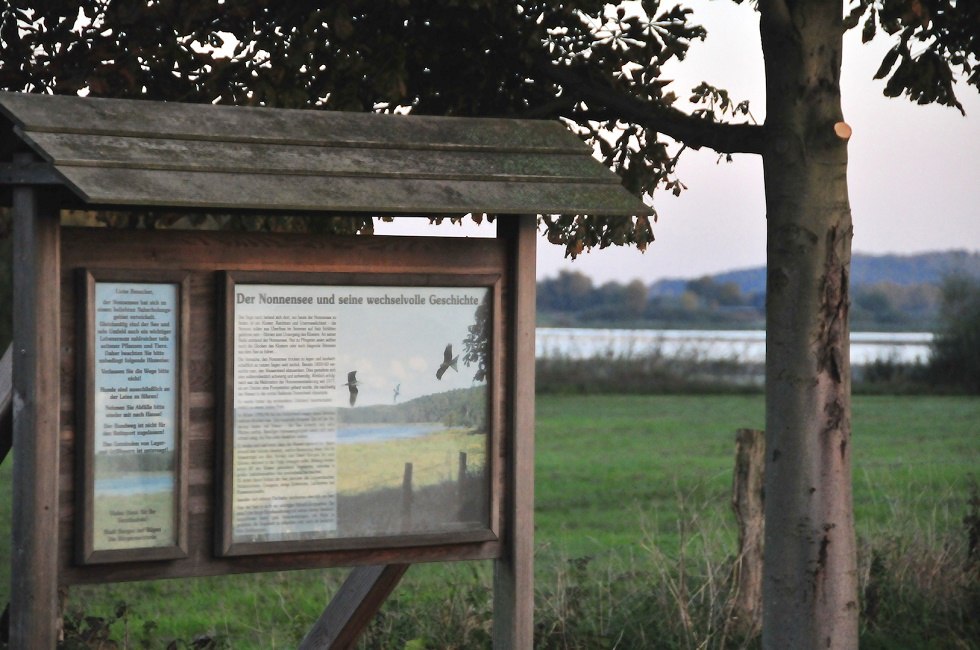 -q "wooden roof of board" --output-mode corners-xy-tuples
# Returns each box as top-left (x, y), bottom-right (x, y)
(0, 92), (648, 216)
